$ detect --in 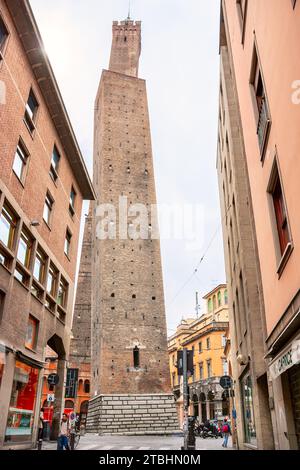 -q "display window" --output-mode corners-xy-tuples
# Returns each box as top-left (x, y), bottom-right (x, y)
(5, 360), (39, 442)
(241, 373), (257, 446)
